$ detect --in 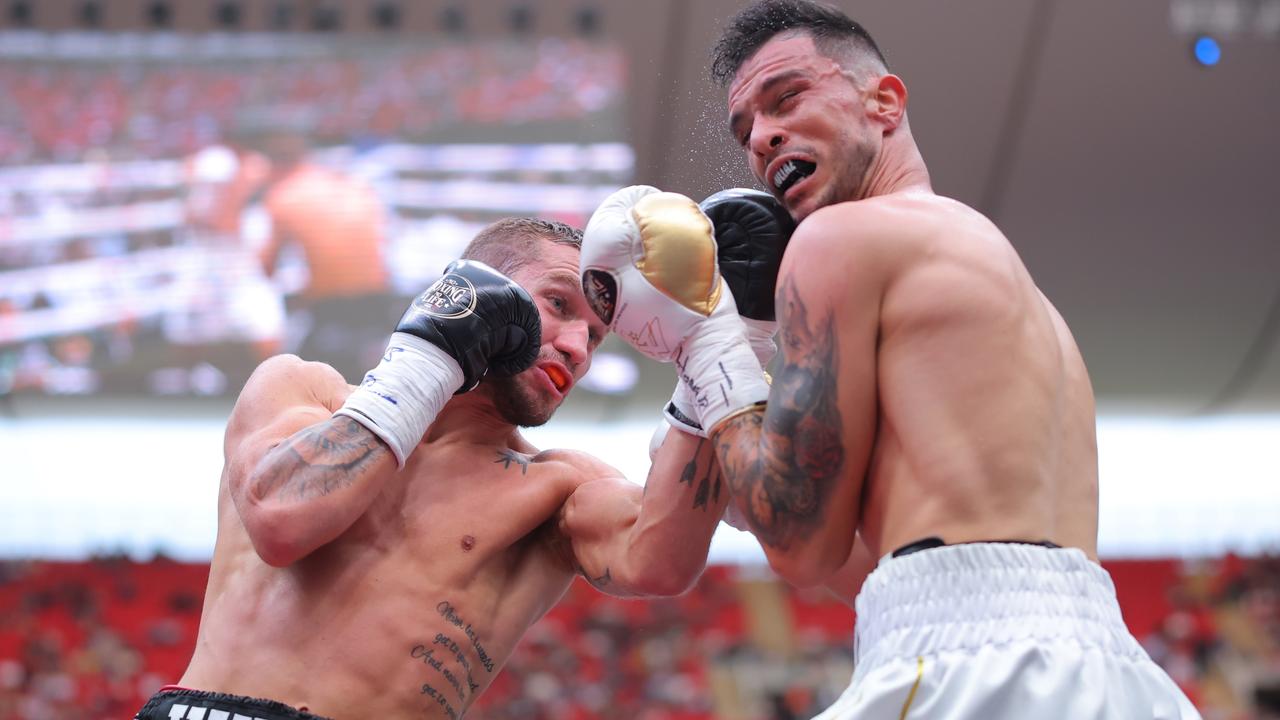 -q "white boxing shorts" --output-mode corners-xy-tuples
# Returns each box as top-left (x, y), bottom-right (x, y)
(812, 543), (1202, 720)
